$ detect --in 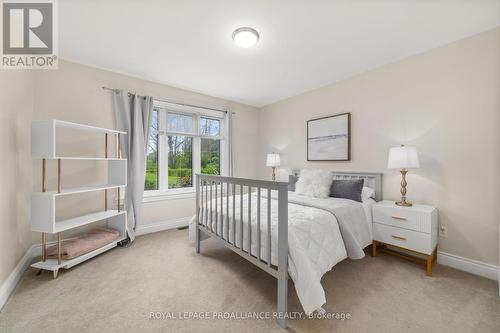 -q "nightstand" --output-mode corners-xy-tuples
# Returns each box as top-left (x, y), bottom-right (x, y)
(372, 200), (438, 276)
